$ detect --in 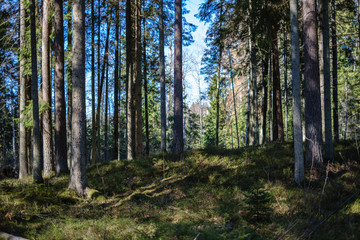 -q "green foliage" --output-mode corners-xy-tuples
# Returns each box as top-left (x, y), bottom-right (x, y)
(19, 99), (51, 129)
